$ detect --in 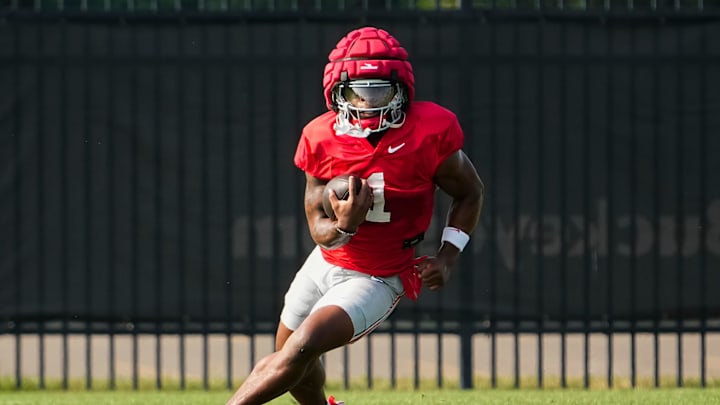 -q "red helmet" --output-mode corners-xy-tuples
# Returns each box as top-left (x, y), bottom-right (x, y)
(323, 27), (415, 137)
